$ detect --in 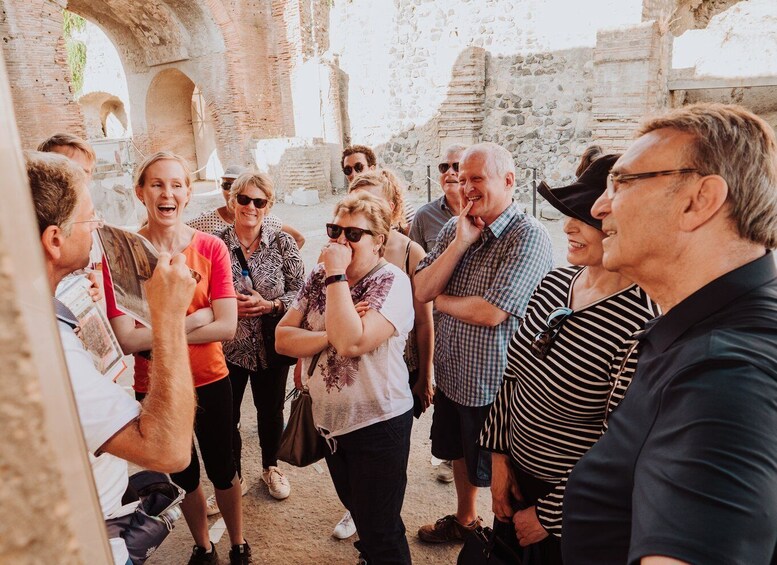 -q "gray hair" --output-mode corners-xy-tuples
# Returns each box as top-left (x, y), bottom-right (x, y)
(462, 142), (516, 183)
(640, 103), (777, 248)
